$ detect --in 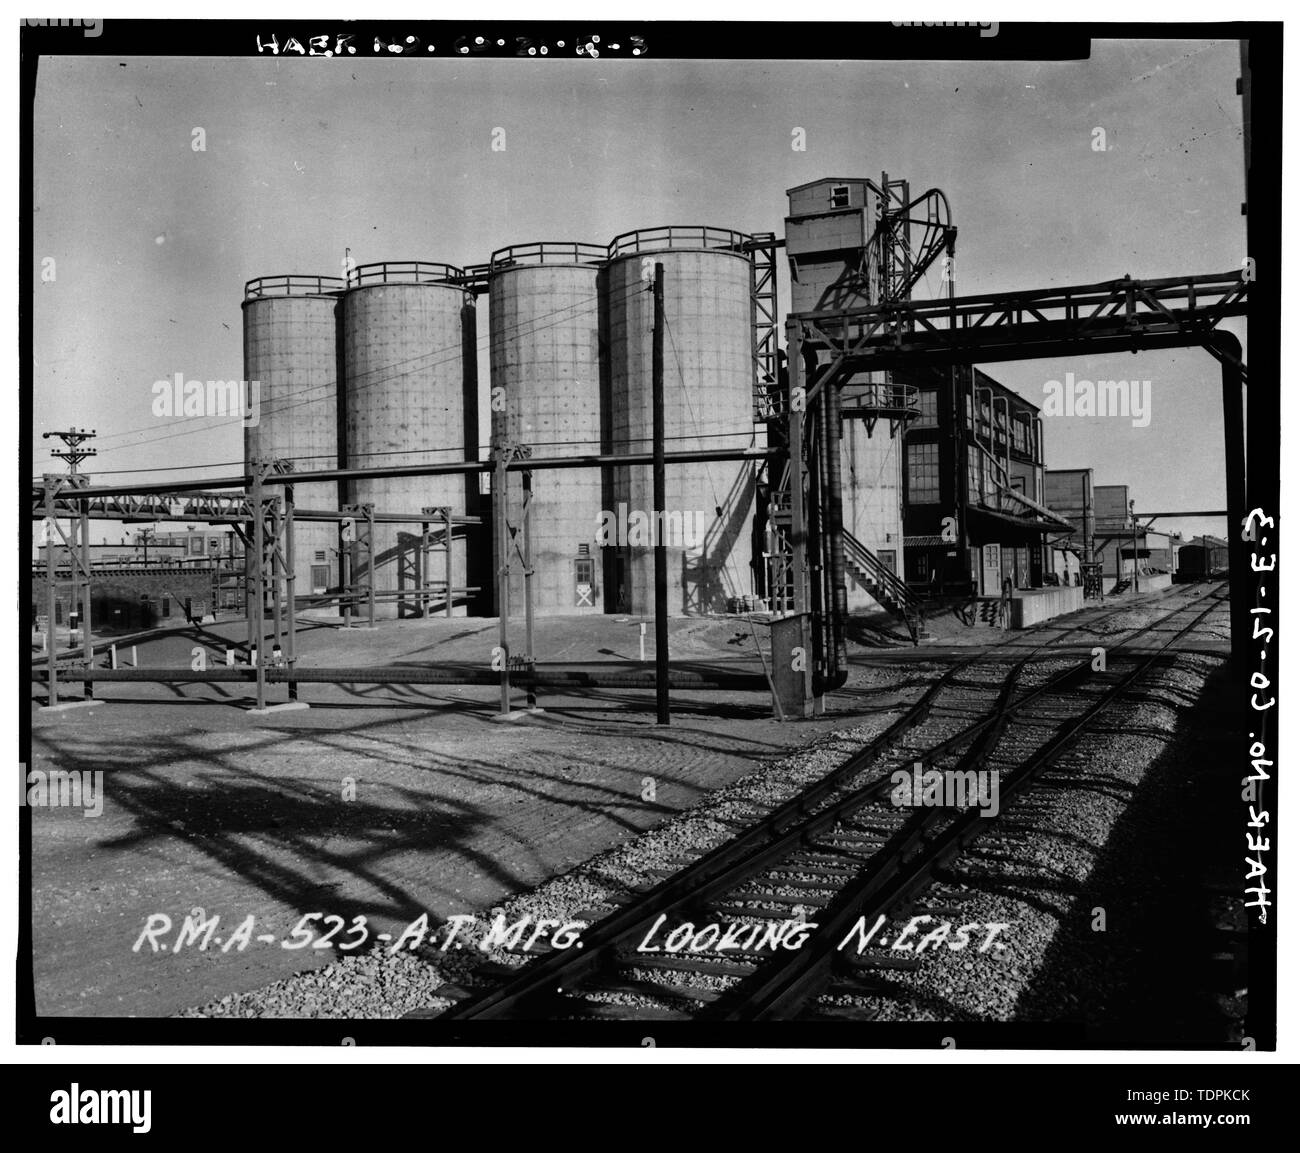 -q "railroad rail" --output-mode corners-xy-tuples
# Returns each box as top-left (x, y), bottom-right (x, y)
(423, 583), (1227, 1021)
